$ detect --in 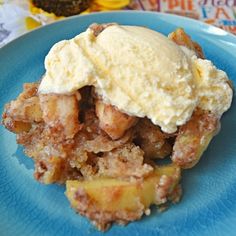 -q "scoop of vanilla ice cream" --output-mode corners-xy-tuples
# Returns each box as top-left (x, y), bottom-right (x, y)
(39, 25), (233, 133)
(181, 46), (233, 117)
(193, 58), (232, 116)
